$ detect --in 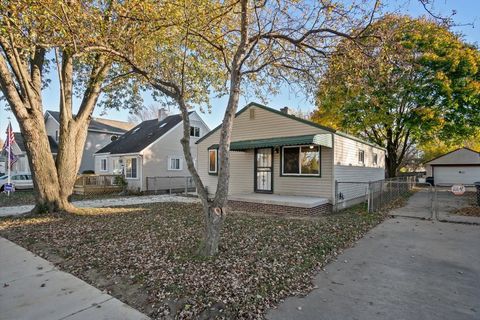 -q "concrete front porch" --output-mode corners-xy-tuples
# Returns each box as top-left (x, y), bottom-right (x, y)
(228, 193), (331, 215)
